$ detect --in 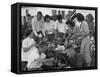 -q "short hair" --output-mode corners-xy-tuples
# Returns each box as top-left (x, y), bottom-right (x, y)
(72, 13), (84, 22)
(26, 9), (29, 12)
(44, 15), (51, 22)
(86, 13), (94, 22)
(66, 19), (75, 27)
(57, 15), (62, 20)
(39, 42), (48, 50)
(24, 29), (32, 38)
(37, 11), (42, 15)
